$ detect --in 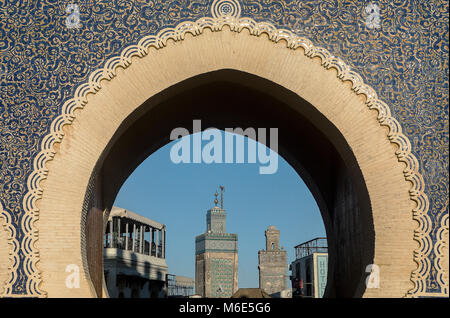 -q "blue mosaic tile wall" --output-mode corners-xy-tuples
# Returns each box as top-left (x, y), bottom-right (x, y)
(0, 0), (448, 295)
